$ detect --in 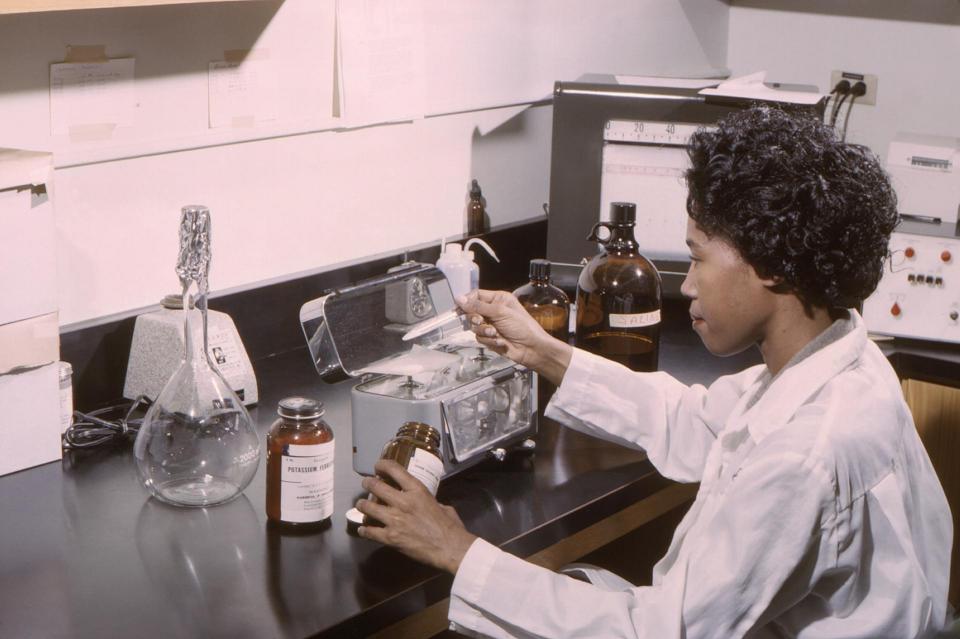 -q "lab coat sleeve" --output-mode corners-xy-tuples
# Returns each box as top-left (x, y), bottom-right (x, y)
(448, 451), (835, 639)
(545, 347), (752, 483)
